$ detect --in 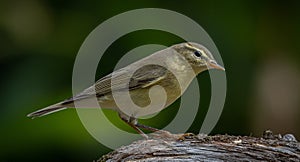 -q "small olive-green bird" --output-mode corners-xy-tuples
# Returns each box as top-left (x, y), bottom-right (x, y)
(28, 42), (225, 137)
